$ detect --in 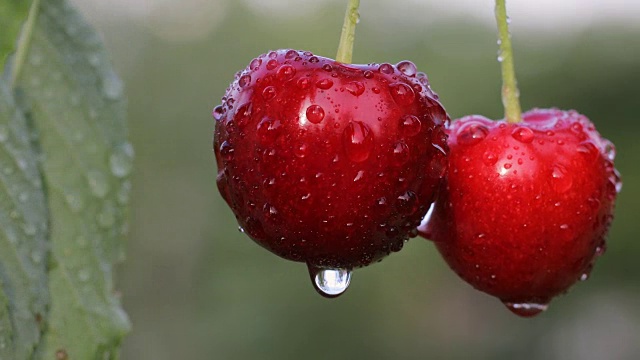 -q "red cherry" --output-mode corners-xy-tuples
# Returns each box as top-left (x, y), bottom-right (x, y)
(420, 108), (620, 316)
(214, 49), (449, 286)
